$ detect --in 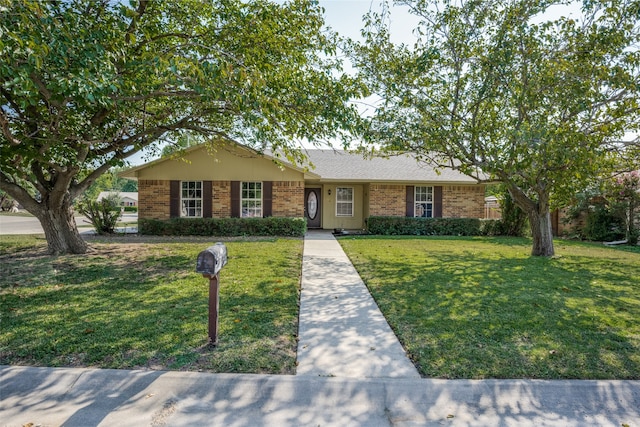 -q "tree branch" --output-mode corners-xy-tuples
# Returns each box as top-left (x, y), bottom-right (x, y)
(113, 90), (200, 102)
(0, 110), (22, 146)
(0, 171), (40, 214)
(70, 161), (114, 199)
(124, 0), (148, 44)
